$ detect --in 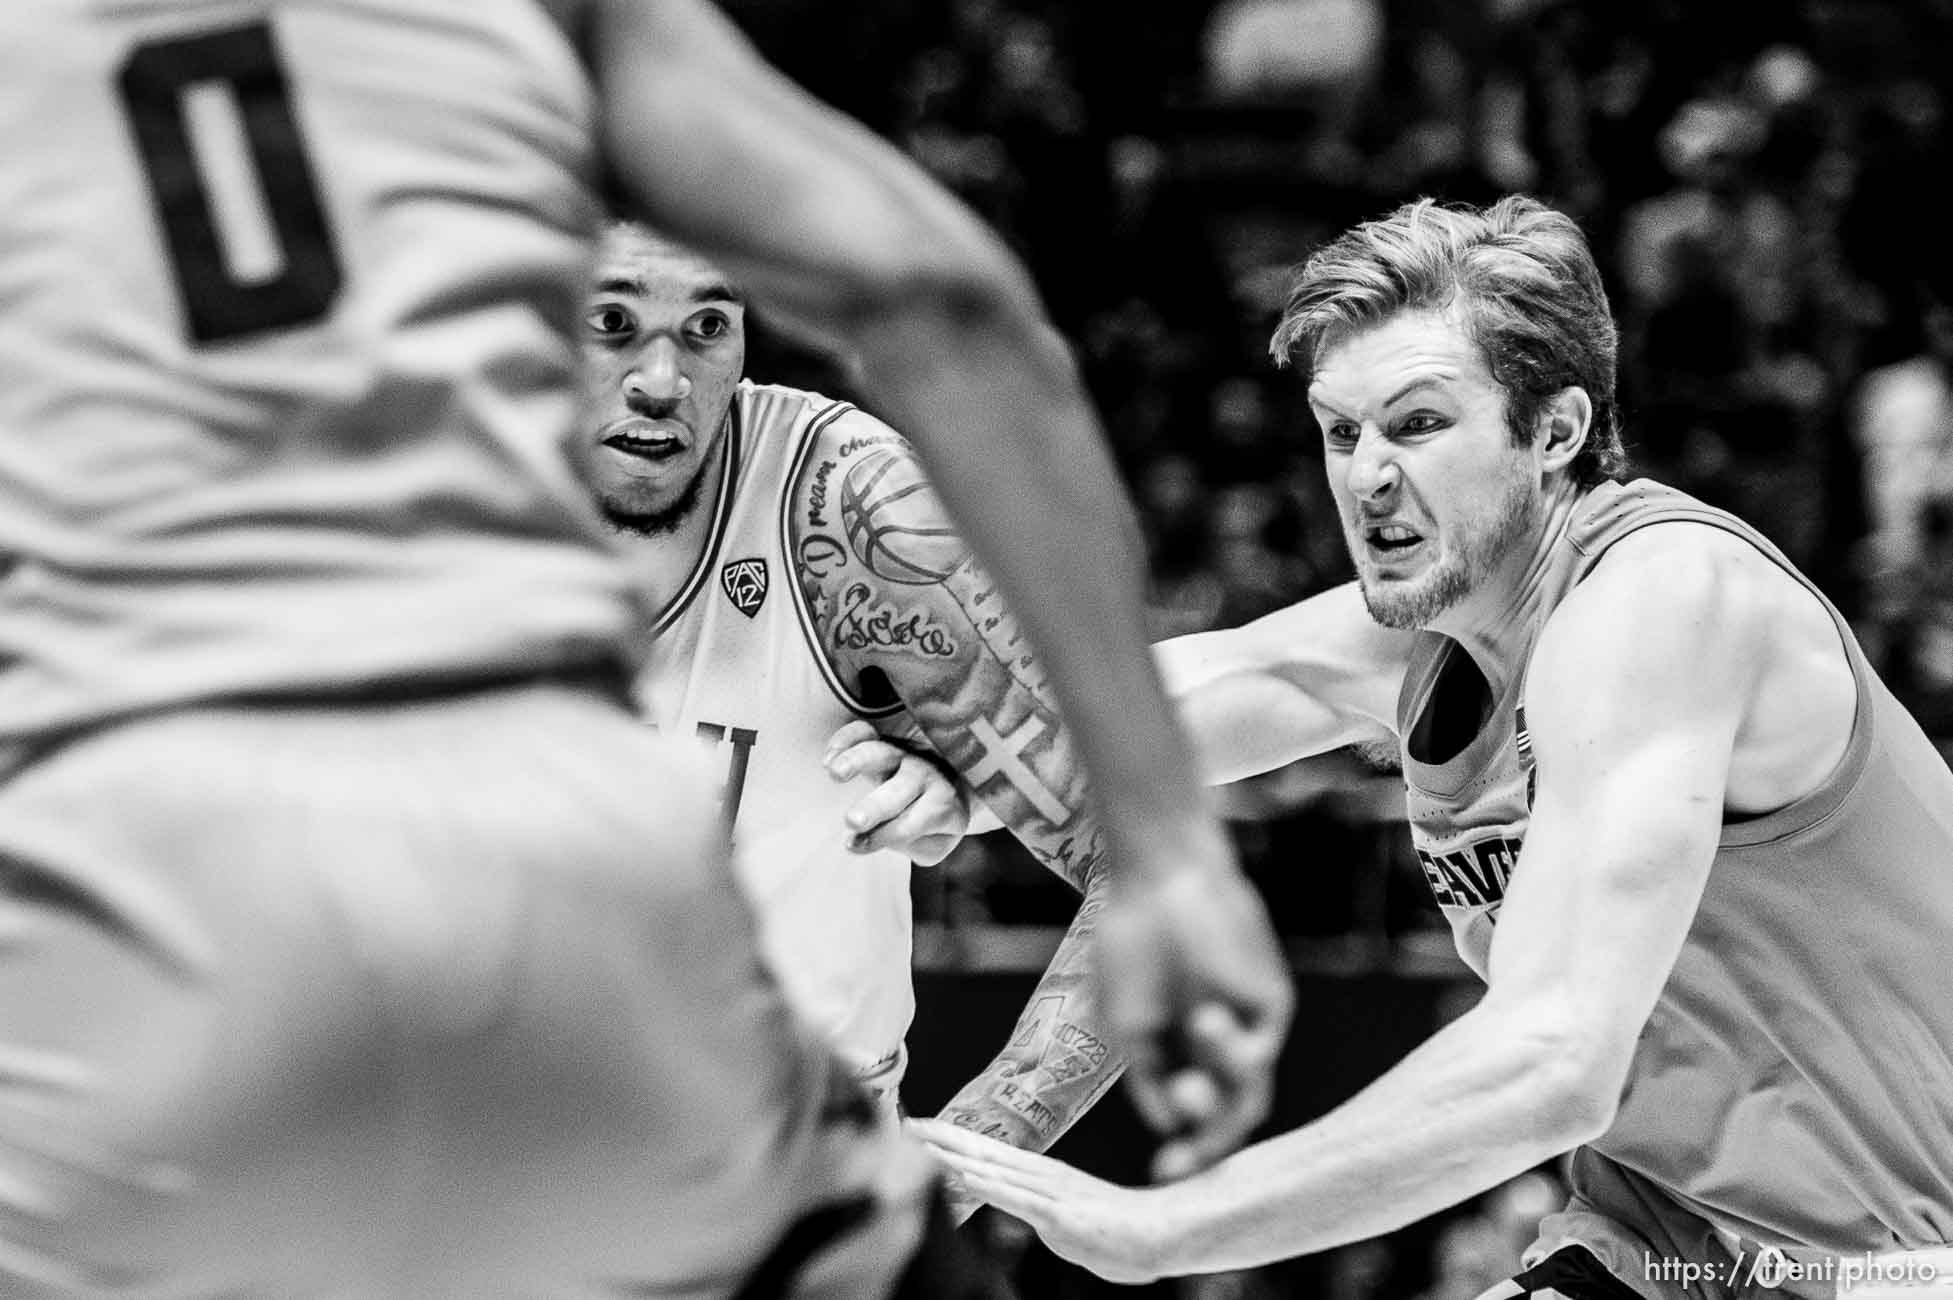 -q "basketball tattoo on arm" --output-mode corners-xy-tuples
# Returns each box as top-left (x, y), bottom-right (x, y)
(789, 412), (1124, 1157)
